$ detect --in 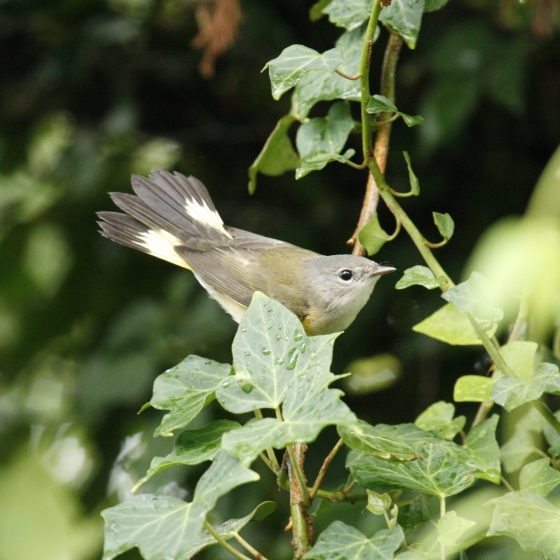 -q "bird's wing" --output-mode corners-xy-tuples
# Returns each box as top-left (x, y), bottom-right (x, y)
(175, 244), (316, 318)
